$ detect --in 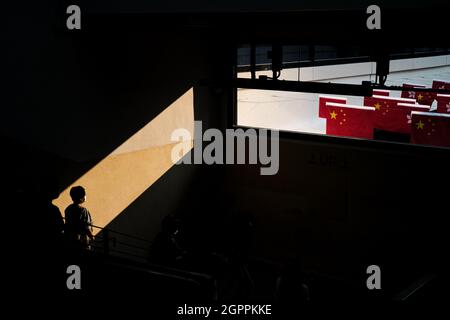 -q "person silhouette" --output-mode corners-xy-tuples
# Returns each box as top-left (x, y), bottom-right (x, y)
(38, 178), (65, 249)
(64, 186), (94, 250)
(18, 175), (64, 252)
(148, 214), (187, 265)
(17, 175), (66, 293)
